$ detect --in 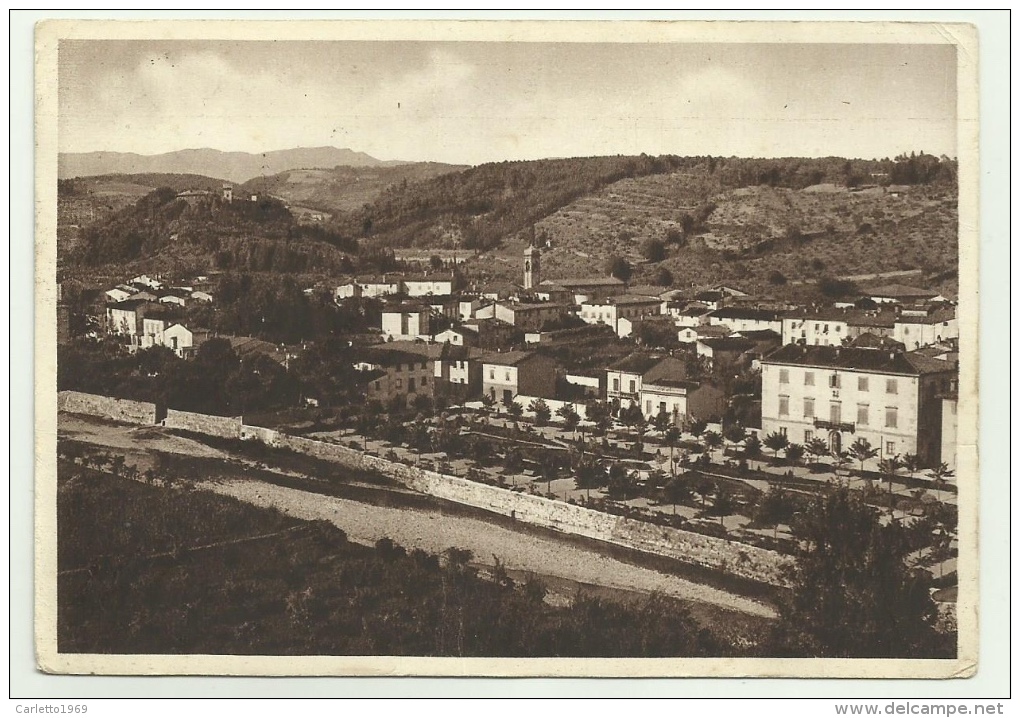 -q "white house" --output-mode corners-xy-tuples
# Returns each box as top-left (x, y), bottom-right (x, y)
(381, 306), (432, 341)
(893, 308), (958, 350)
(578, 295), (662, 337)
(403, 273), (455, 297)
